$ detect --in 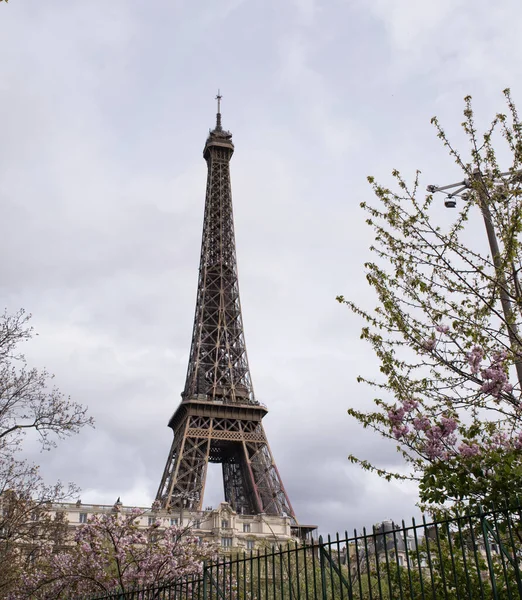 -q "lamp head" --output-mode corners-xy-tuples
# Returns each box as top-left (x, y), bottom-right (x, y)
(444, 196), (457, 208)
